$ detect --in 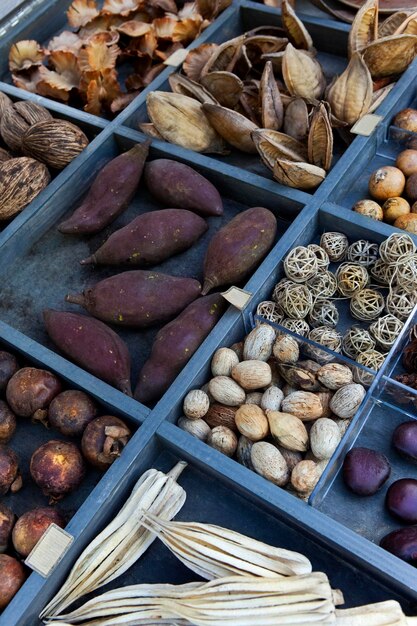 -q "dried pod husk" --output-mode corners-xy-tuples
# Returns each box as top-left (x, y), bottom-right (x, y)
(12, 507), (65, 557)
(0, 148), (11, 163)
(348, 0), (378, 58)
(281, 0), (314, 50)
(168, 73), (218, 104)
(200, 71), (243, 108)
(147, 92), (226, 154)
(395, 12), (417, 35)
(267, 410), (309, 452)
(6, 367), (62, 421)
(307, 102), (333, 171)
(202, 103), (258, 153)
(282, 43), (325, 100)
(252, 129), (308, 170)
(261, 51), (285, 74)
(260, 61), (283, 130)
(0, 156), (50, 221)
(362, 34), (417, 79)
(283, 97), (309, 141)
(30, 440), (85, 501)
(379, 11), (411, 37)
(327, 52), (373, 125)
(22, 120), (89, 169)
(273, 159), (326, 190)
(277, 363), (320, 391)
(200, 36), (246, 76)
